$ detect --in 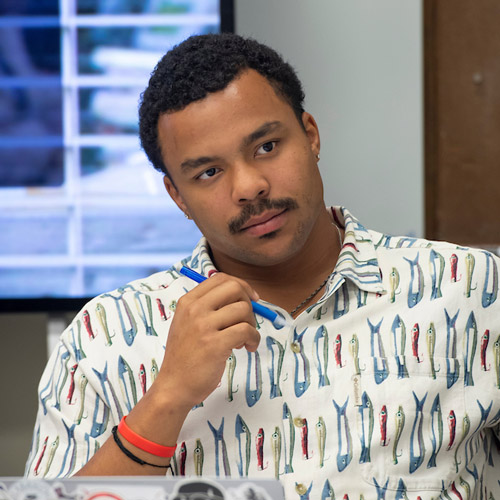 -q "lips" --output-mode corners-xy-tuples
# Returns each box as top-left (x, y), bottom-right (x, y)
(240, 209), (287, 236)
